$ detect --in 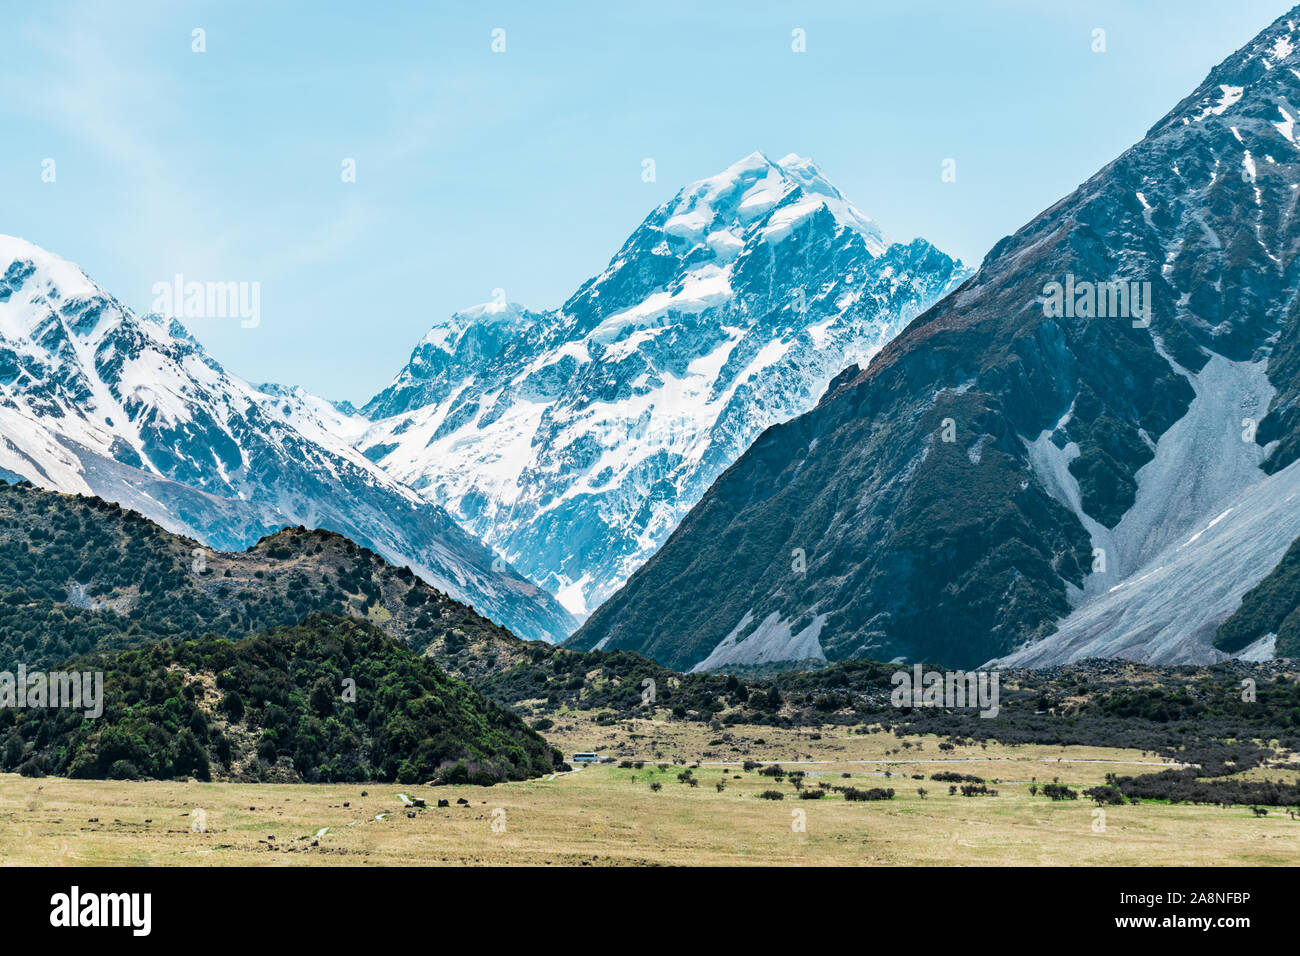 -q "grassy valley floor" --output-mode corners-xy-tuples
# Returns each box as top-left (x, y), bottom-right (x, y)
(3, 718), (1297, 866)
